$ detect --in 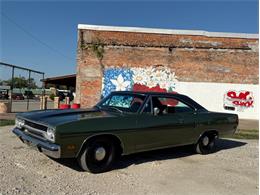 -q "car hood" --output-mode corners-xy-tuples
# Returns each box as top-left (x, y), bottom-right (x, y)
(17, 108), (116, 127)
